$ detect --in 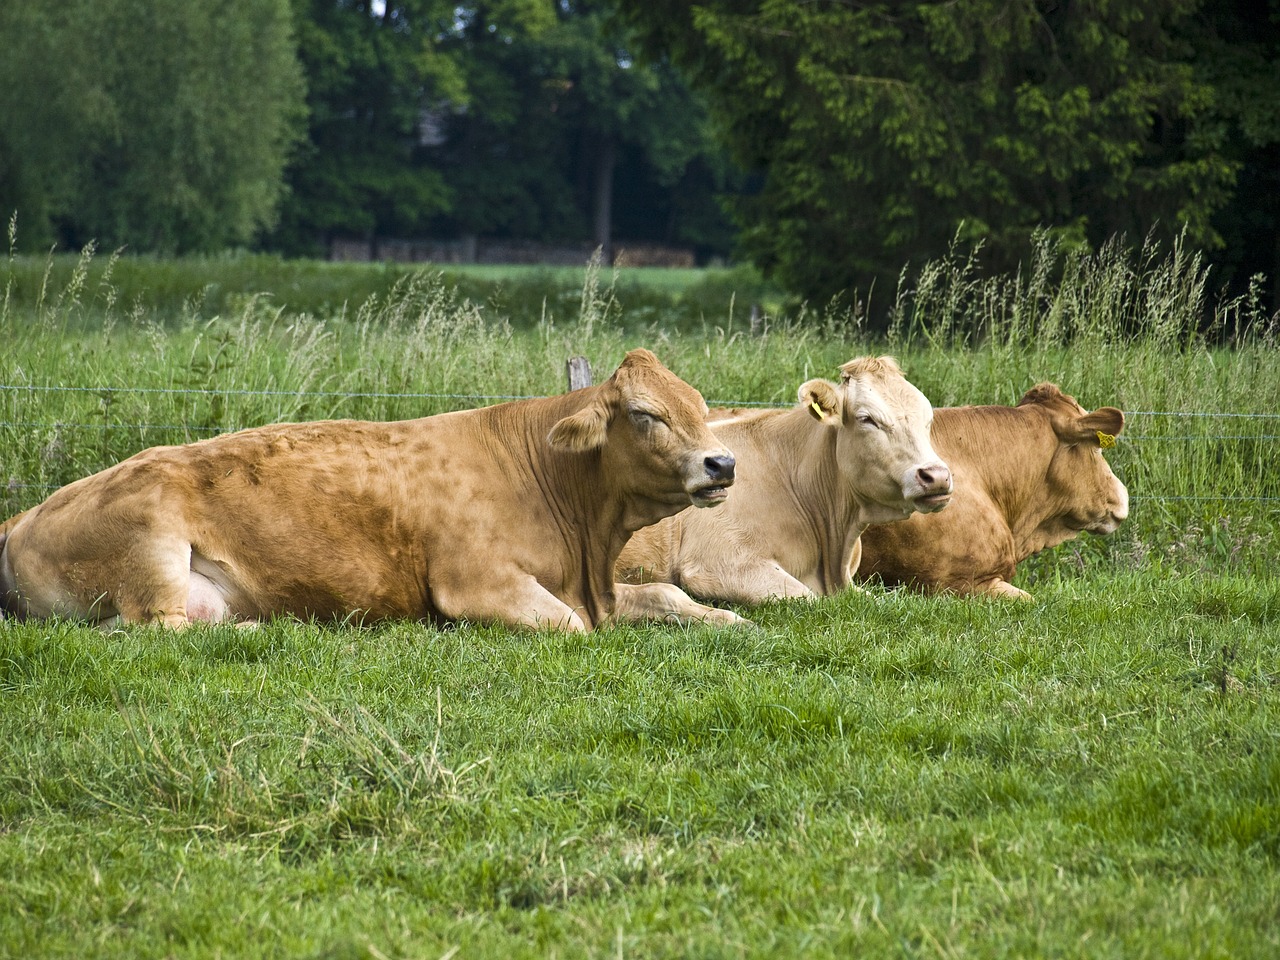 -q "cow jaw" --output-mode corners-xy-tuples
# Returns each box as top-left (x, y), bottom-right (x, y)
(914, 492), (953, 512)
(912, 481), (954, 512)
(690, 483), (731, 507)
(1083, 476), (1129, 534)
(686, 450), (736, 507)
